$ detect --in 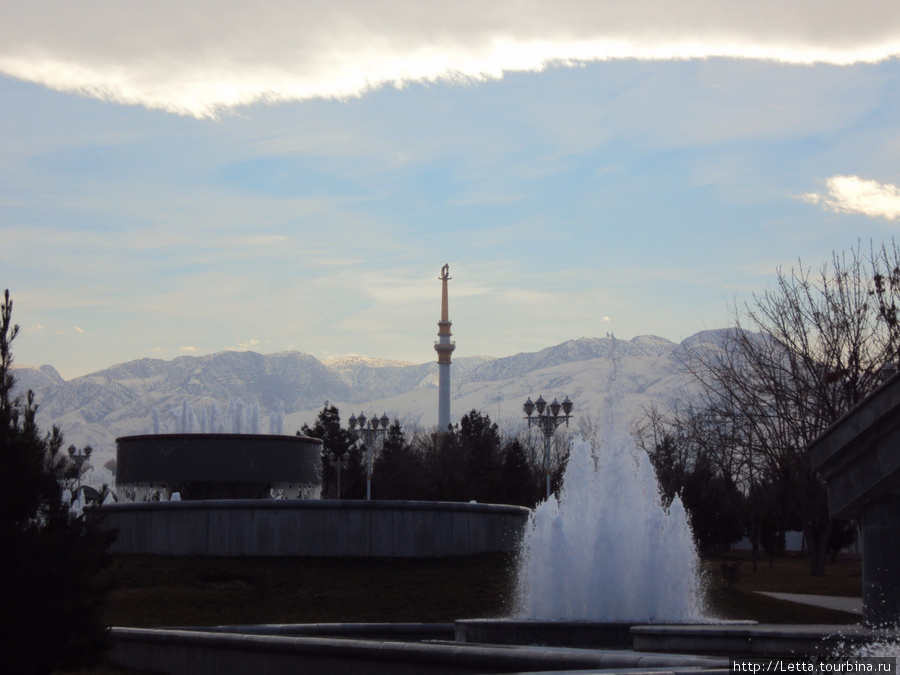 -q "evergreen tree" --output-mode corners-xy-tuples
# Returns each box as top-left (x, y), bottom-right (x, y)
(499, 438), (540, 507)
(300, 403), (362, 498)
(423, 427), (466, 501)
(0, 290), (115, 674)
(457, 409), (500, 502)
(678, 458), (745, 557)
(429, 410), (506, 503)
(373, 420), (427, 500)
